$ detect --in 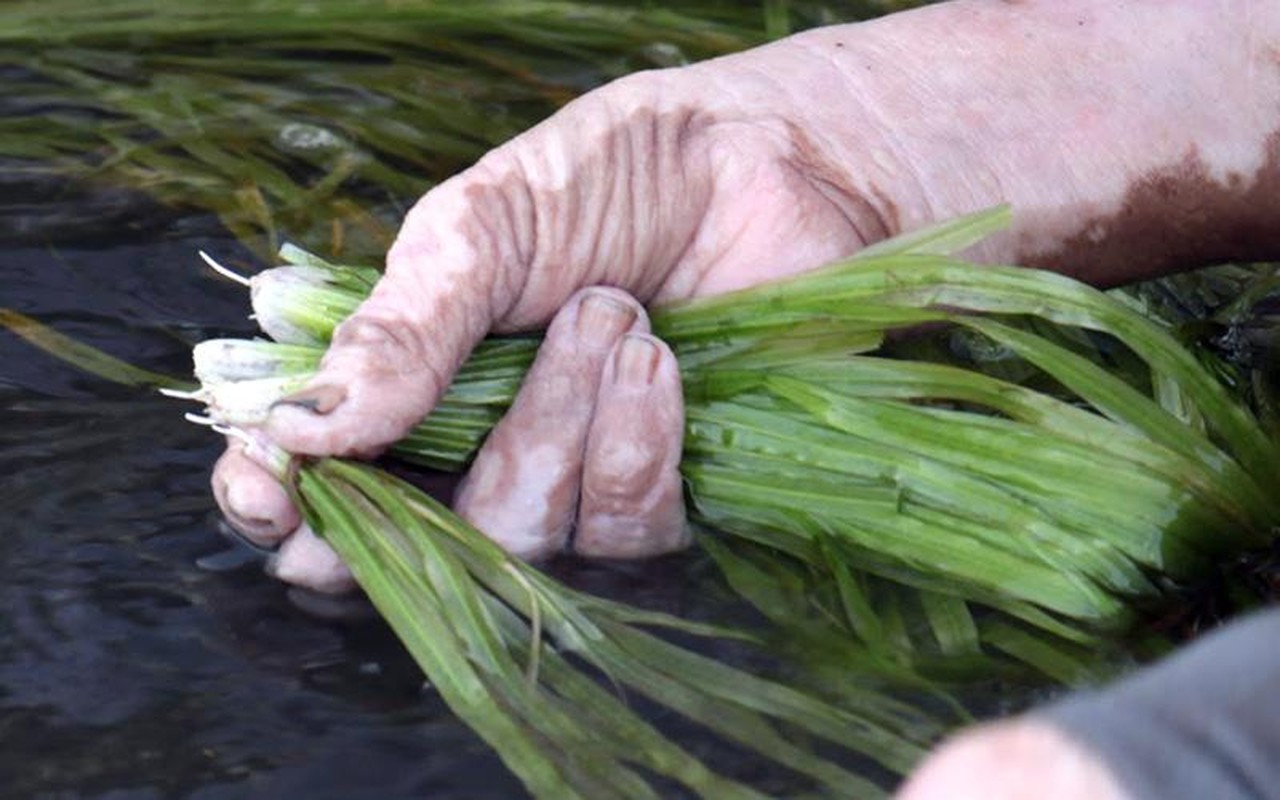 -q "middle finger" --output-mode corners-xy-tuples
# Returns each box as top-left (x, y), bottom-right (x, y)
(453, 287), (647, 559)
